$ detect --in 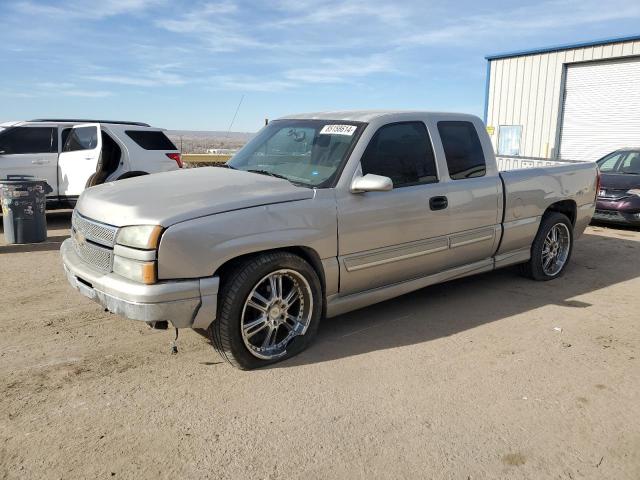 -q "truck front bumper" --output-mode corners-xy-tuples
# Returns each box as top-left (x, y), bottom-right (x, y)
(60, 239), (219, 329)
